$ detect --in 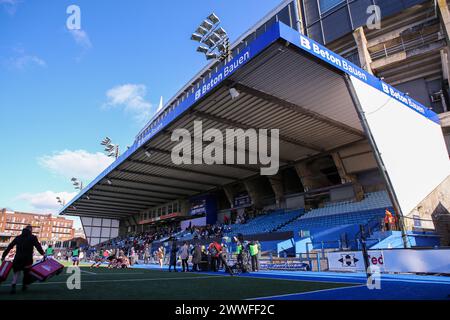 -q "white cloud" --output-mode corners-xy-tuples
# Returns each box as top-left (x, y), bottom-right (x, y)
(0, 0), (21, 15)
(104, 84), (154, 124)
(2, 47), (46, 70)
(14, 191), (78, 213)
(38, 149), (114, 181)
(69, 29), (92, 50)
